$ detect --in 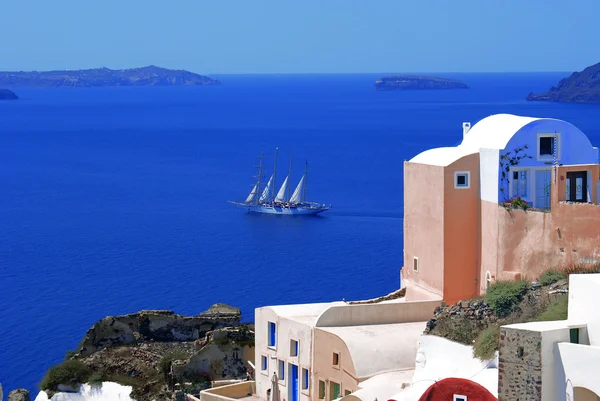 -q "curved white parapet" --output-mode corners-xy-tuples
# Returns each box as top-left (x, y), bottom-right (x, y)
(34, 382), (134, 401)
(558, 343), (600, 399)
